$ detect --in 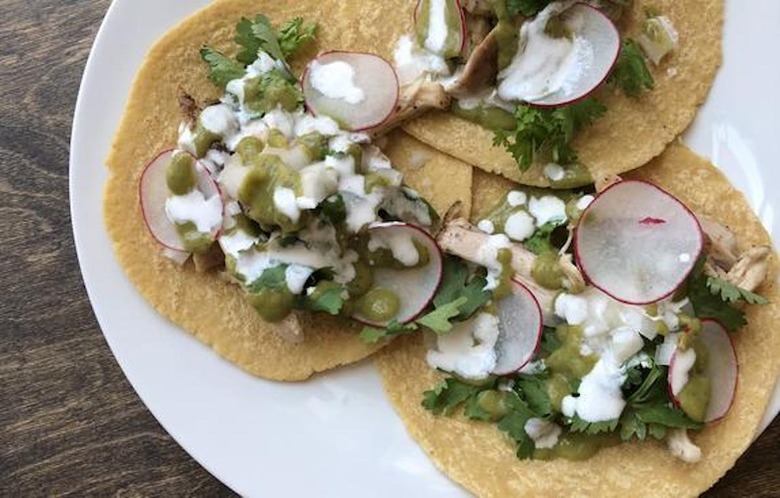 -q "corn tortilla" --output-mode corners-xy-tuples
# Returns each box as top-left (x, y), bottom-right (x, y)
(403, 0), (724, 188)
(375, 144), (779, 496)
(103, 0), (471, 381)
